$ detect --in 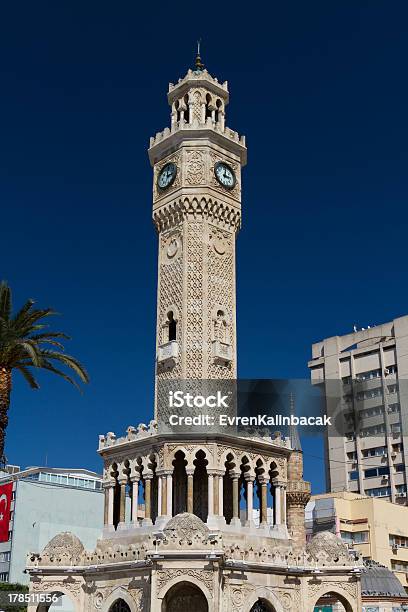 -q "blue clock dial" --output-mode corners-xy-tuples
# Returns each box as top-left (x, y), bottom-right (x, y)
(157, 162), (177, 190)
(214, 161), (236, 189)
